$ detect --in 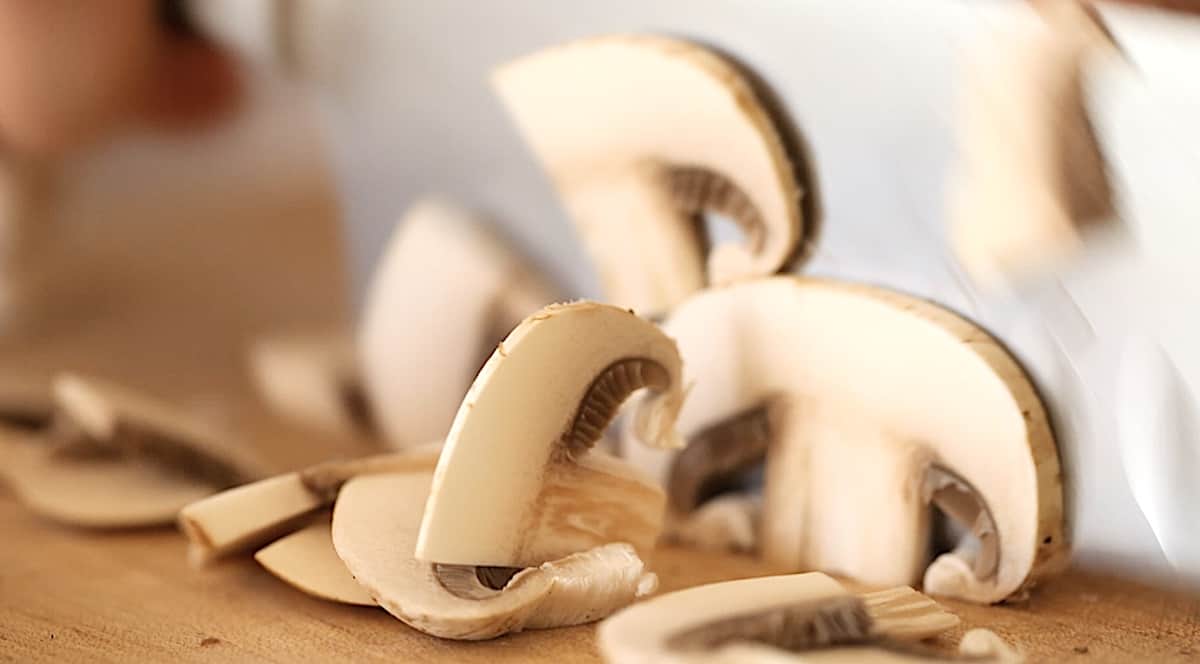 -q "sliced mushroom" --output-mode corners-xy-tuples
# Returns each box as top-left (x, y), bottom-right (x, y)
(0, 375), (53, 432)
(54, 372), (265, 487)
(179, 444), (441, 563)
(359, 198), (559, 450)
(949, 0), (1119, 285)
(254, 514), (375, 606)
(416, 301), (683, 568)
(624, 278), (1066, 604)
(493, 35), (804, 315)
(334, 471), (658, 640)
(663, 493), (761, 554)
(248, 330), (373, 437)
(598, 572), (964, 664)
